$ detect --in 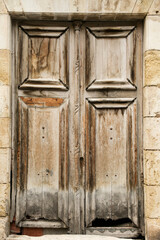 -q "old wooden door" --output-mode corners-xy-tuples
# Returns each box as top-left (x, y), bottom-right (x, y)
(12, 21), (143, 238)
